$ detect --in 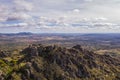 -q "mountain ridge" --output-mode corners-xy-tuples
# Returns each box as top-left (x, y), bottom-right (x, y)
(0, 44), (120, 80)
